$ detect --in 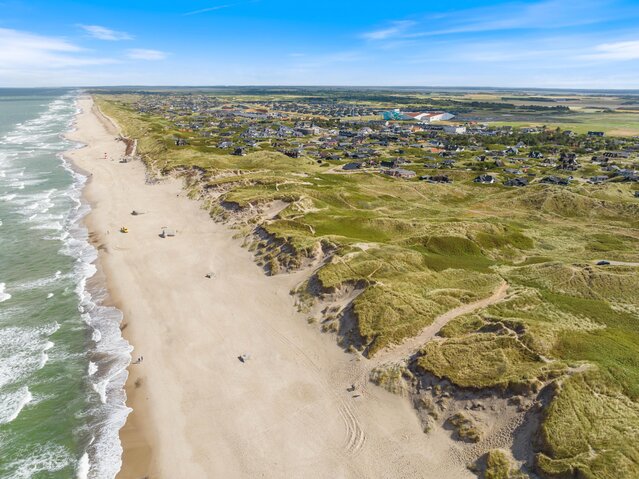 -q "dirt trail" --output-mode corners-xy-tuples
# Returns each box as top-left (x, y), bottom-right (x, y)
(370, 281), (510, 367)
